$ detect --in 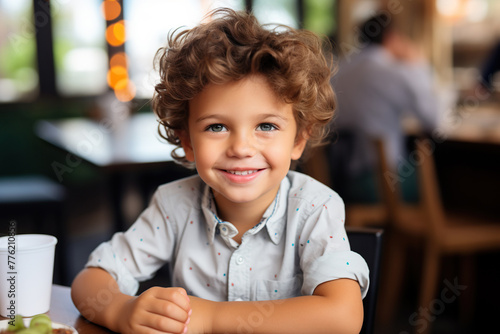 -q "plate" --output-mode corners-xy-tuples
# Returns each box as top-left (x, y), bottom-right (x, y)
(0, 318), (78, 333)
